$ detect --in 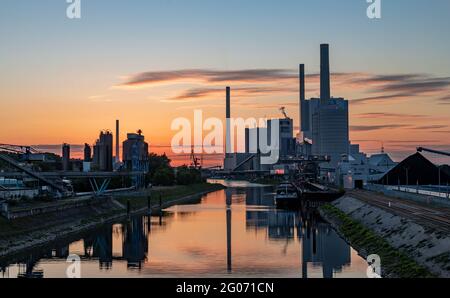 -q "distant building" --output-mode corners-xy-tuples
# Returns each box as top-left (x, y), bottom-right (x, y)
(337, 145), (399, 189)
(268, 118), (296, 159)
(244, 118), (296, 158)
(123, 131), (149, 187)
(368, 153), (396, 174)
(377, 153), (450, 186)
(310, 98), (349, 164)
(84, 143), (92, 162)
(62, 143), (70, 171)
(226, 118), (296, 172)
(92, 131), (113, 172)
